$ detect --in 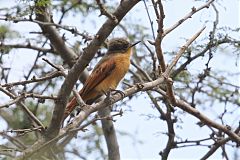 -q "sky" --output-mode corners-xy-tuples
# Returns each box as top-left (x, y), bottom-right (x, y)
(0, 0), (239, 159)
